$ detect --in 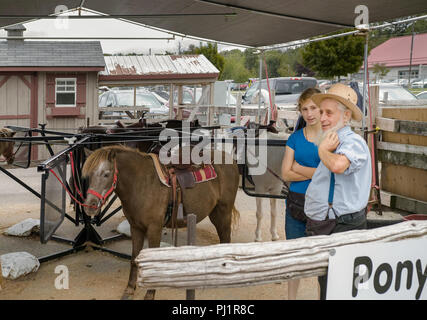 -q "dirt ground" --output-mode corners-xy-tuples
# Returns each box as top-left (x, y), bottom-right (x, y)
(0, 167), (400, 300)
